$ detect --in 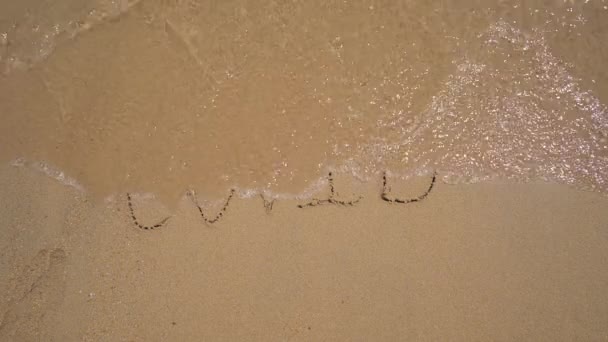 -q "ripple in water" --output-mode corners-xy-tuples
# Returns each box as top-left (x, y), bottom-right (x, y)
(338, 21), (608, 194)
